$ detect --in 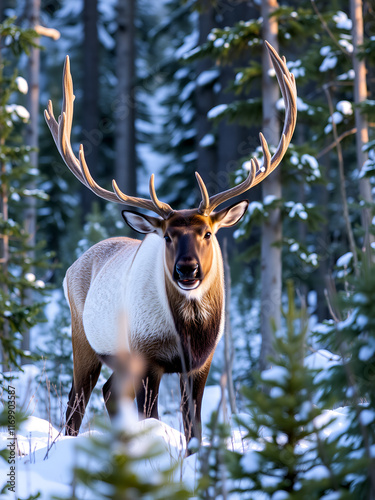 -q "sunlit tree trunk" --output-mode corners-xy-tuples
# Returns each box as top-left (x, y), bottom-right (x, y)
(259, 0), (281, 371)
(350, 0), (373, 245)
(115, 0), (136, 196)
